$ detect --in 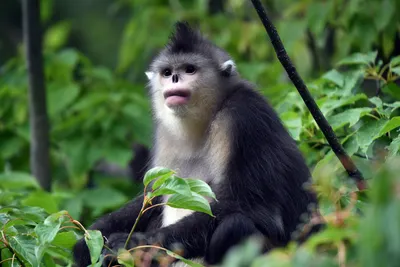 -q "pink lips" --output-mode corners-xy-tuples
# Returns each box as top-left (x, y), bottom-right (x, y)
(164, 89), (191, 106)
